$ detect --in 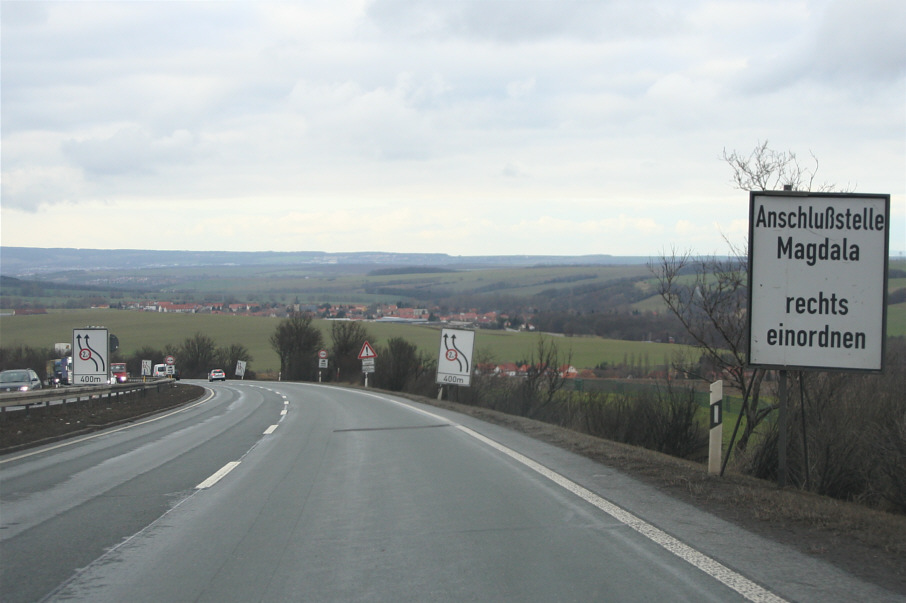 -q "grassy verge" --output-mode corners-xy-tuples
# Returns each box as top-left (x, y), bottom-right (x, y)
(0, 383), (204, 452)
(0, 309), (698, 374)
